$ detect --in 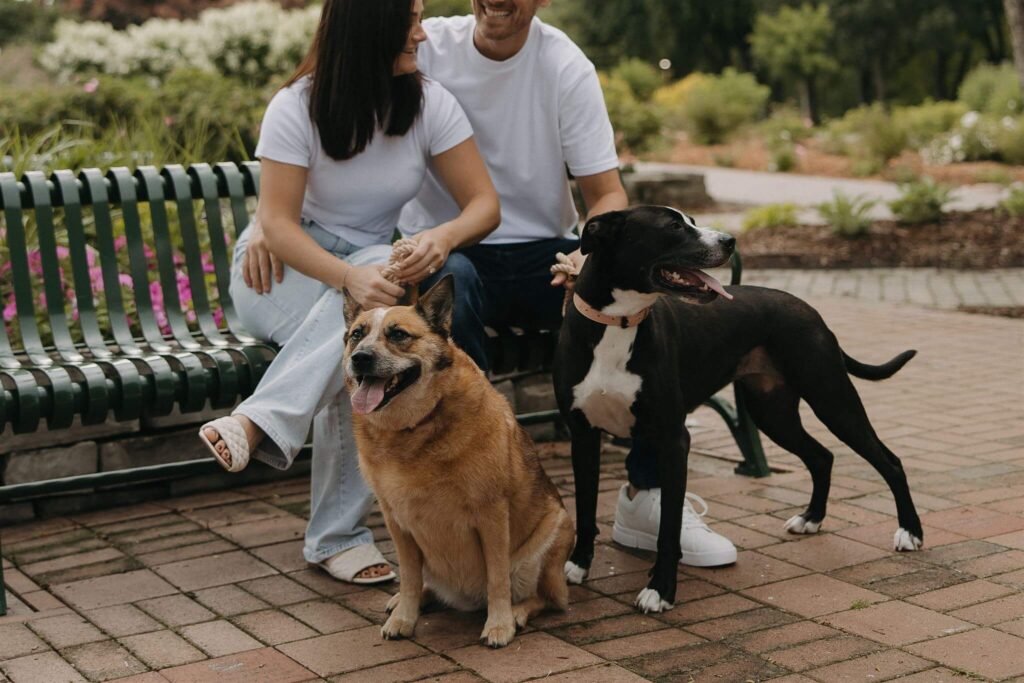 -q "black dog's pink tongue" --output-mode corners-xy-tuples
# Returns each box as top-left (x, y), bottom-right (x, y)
(695, 270), (734, 300)
(351, 378), (386, 415)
